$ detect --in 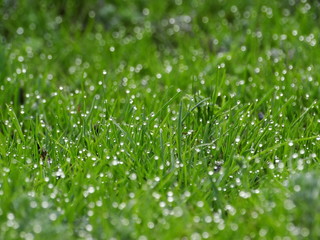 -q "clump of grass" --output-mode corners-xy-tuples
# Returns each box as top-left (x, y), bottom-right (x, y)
(0, 1), (320, 239)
